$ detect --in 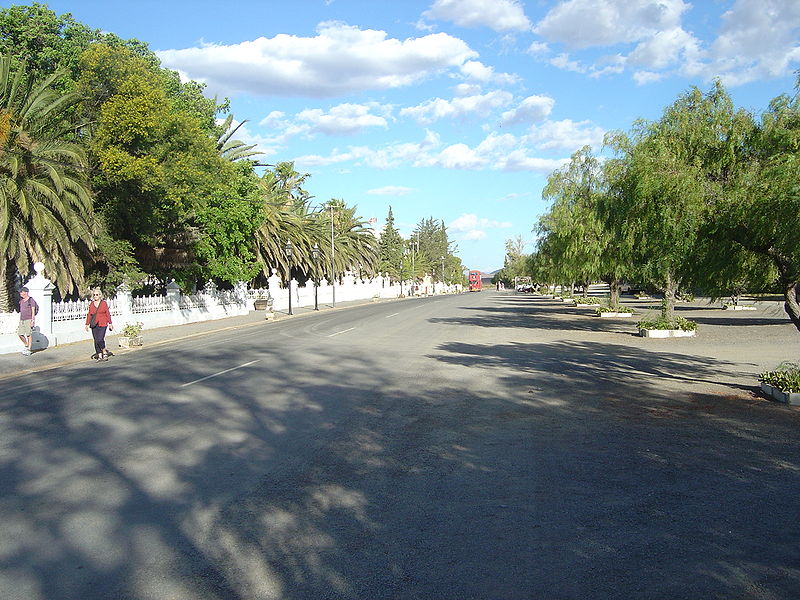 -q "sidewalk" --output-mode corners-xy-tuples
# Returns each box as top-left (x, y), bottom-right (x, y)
(0, 297), (385, 380)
